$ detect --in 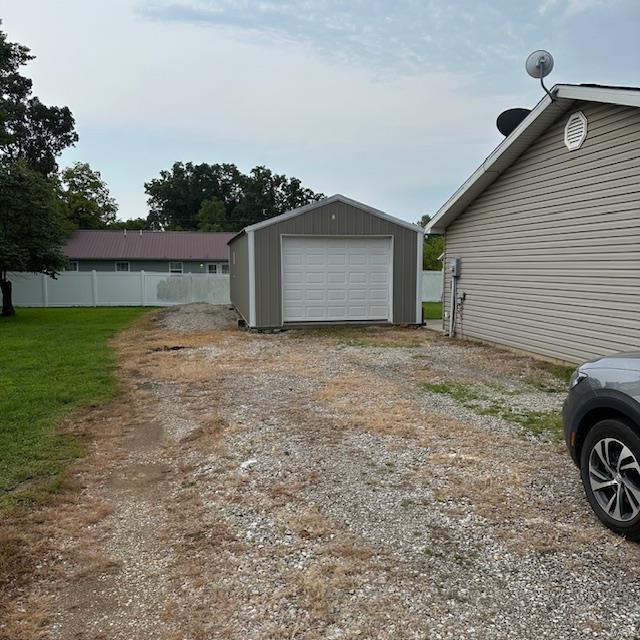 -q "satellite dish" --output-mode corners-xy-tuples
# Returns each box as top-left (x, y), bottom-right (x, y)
(525, 50), (554, 78)
(496, 108), (532, 137)
(525, 49), (555, 101)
